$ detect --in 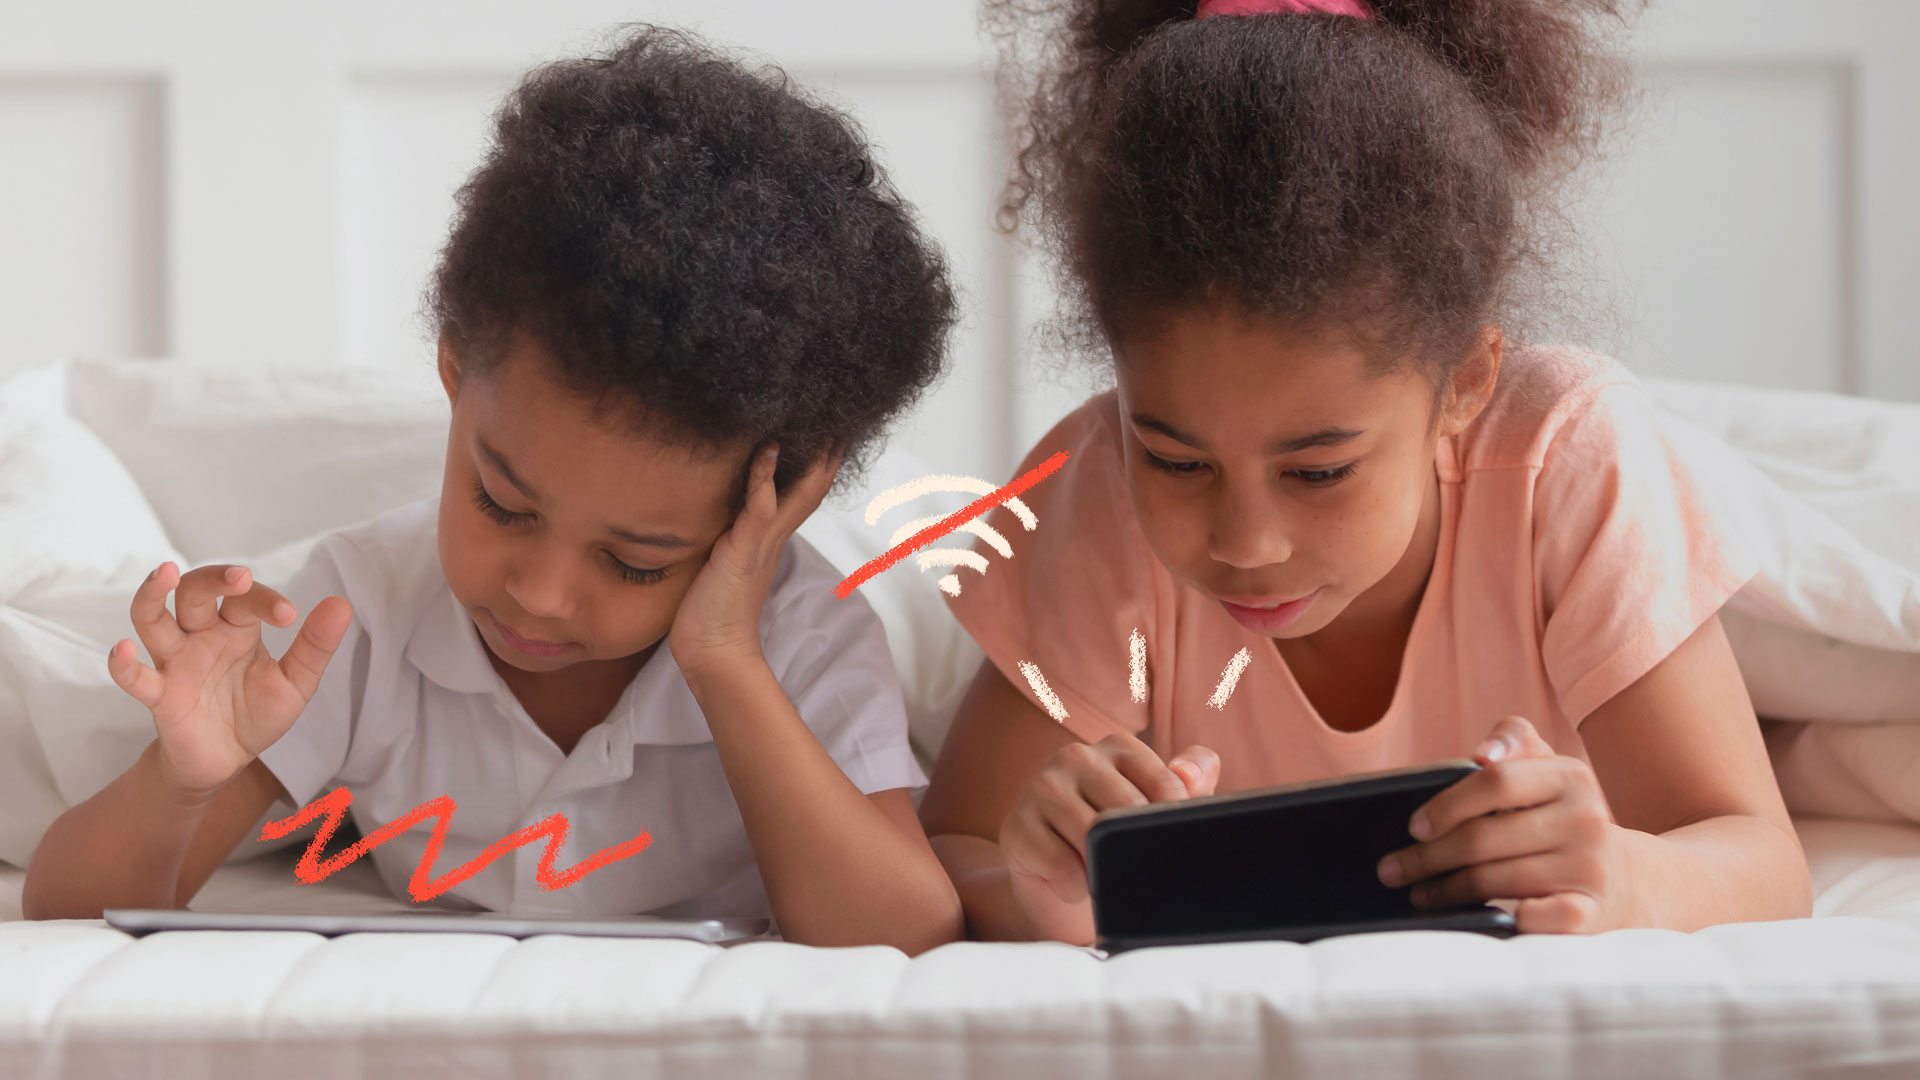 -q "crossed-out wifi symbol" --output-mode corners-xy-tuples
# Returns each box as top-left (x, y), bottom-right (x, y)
(832, 451), (1070, 600)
